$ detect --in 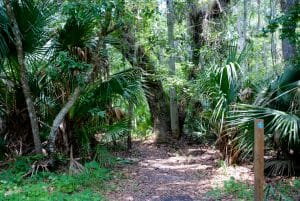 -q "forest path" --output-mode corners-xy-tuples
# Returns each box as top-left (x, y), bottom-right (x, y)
(105, 138), (253, 201)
